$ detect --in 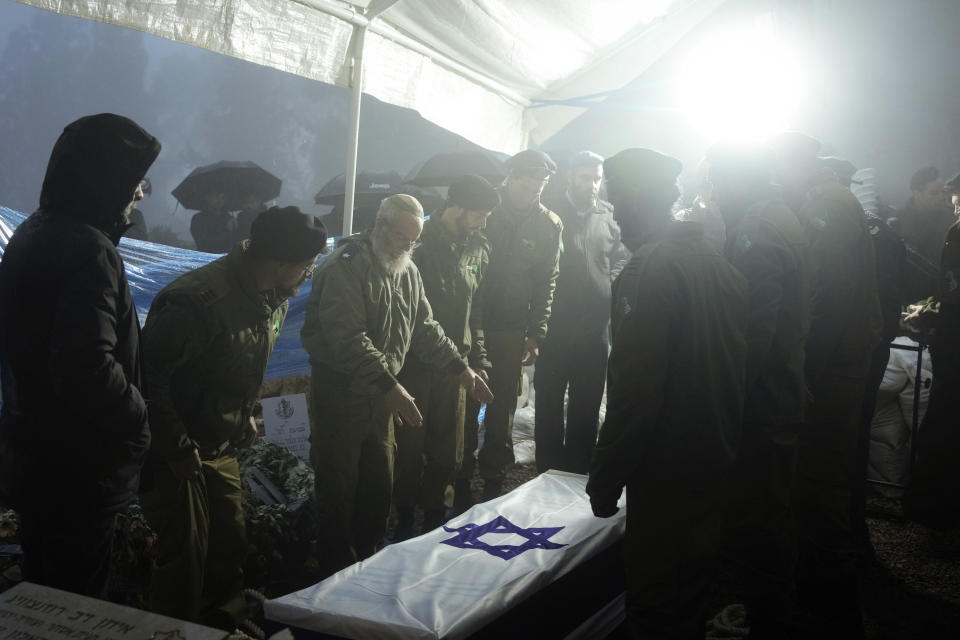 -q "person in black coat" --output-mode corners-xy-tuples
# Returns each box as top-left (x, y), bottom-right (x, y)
(0, 113), (160, 598)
